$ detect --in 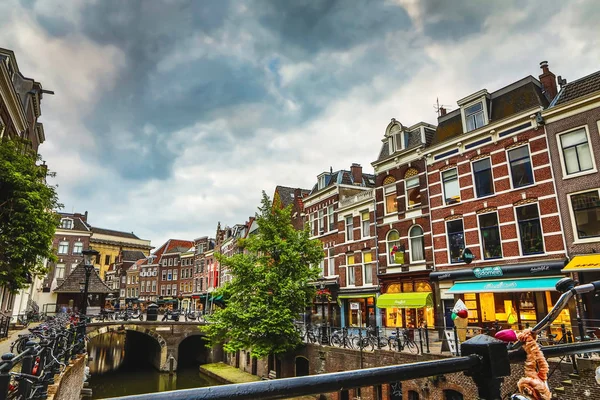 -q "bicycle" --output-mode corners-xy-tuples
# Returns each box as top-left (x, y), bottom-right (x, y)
(388, 329), (419, 354)
(356, 327), (388, 351)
